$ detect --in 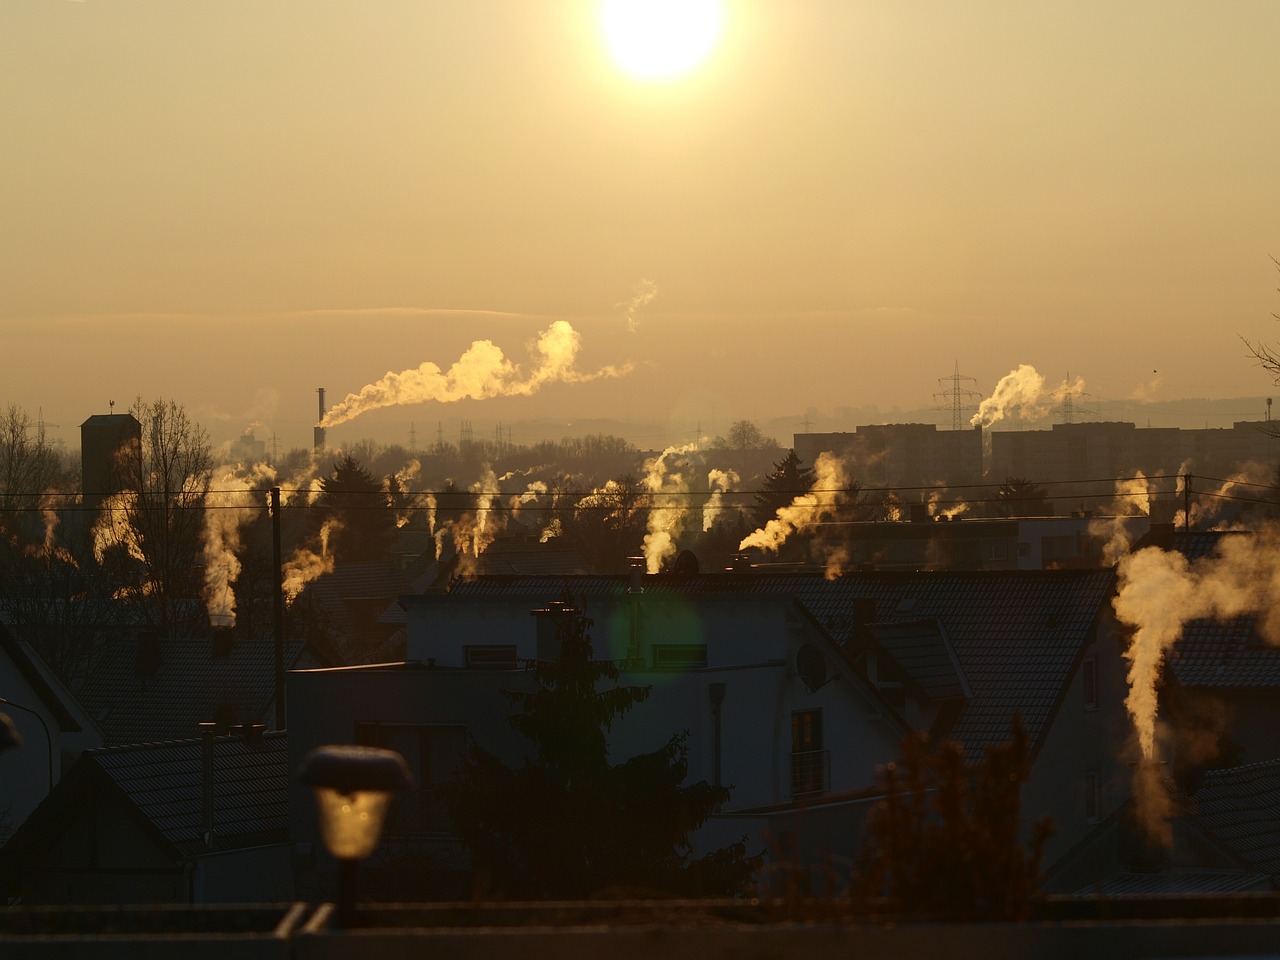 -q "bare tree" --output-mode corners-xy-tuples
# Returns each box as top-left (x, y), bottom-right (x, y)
(0, 403), (67, 518)
(1242, 257), (1280, 424)
(0, 404), (102, 685)
(98, 397), (213, 637)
